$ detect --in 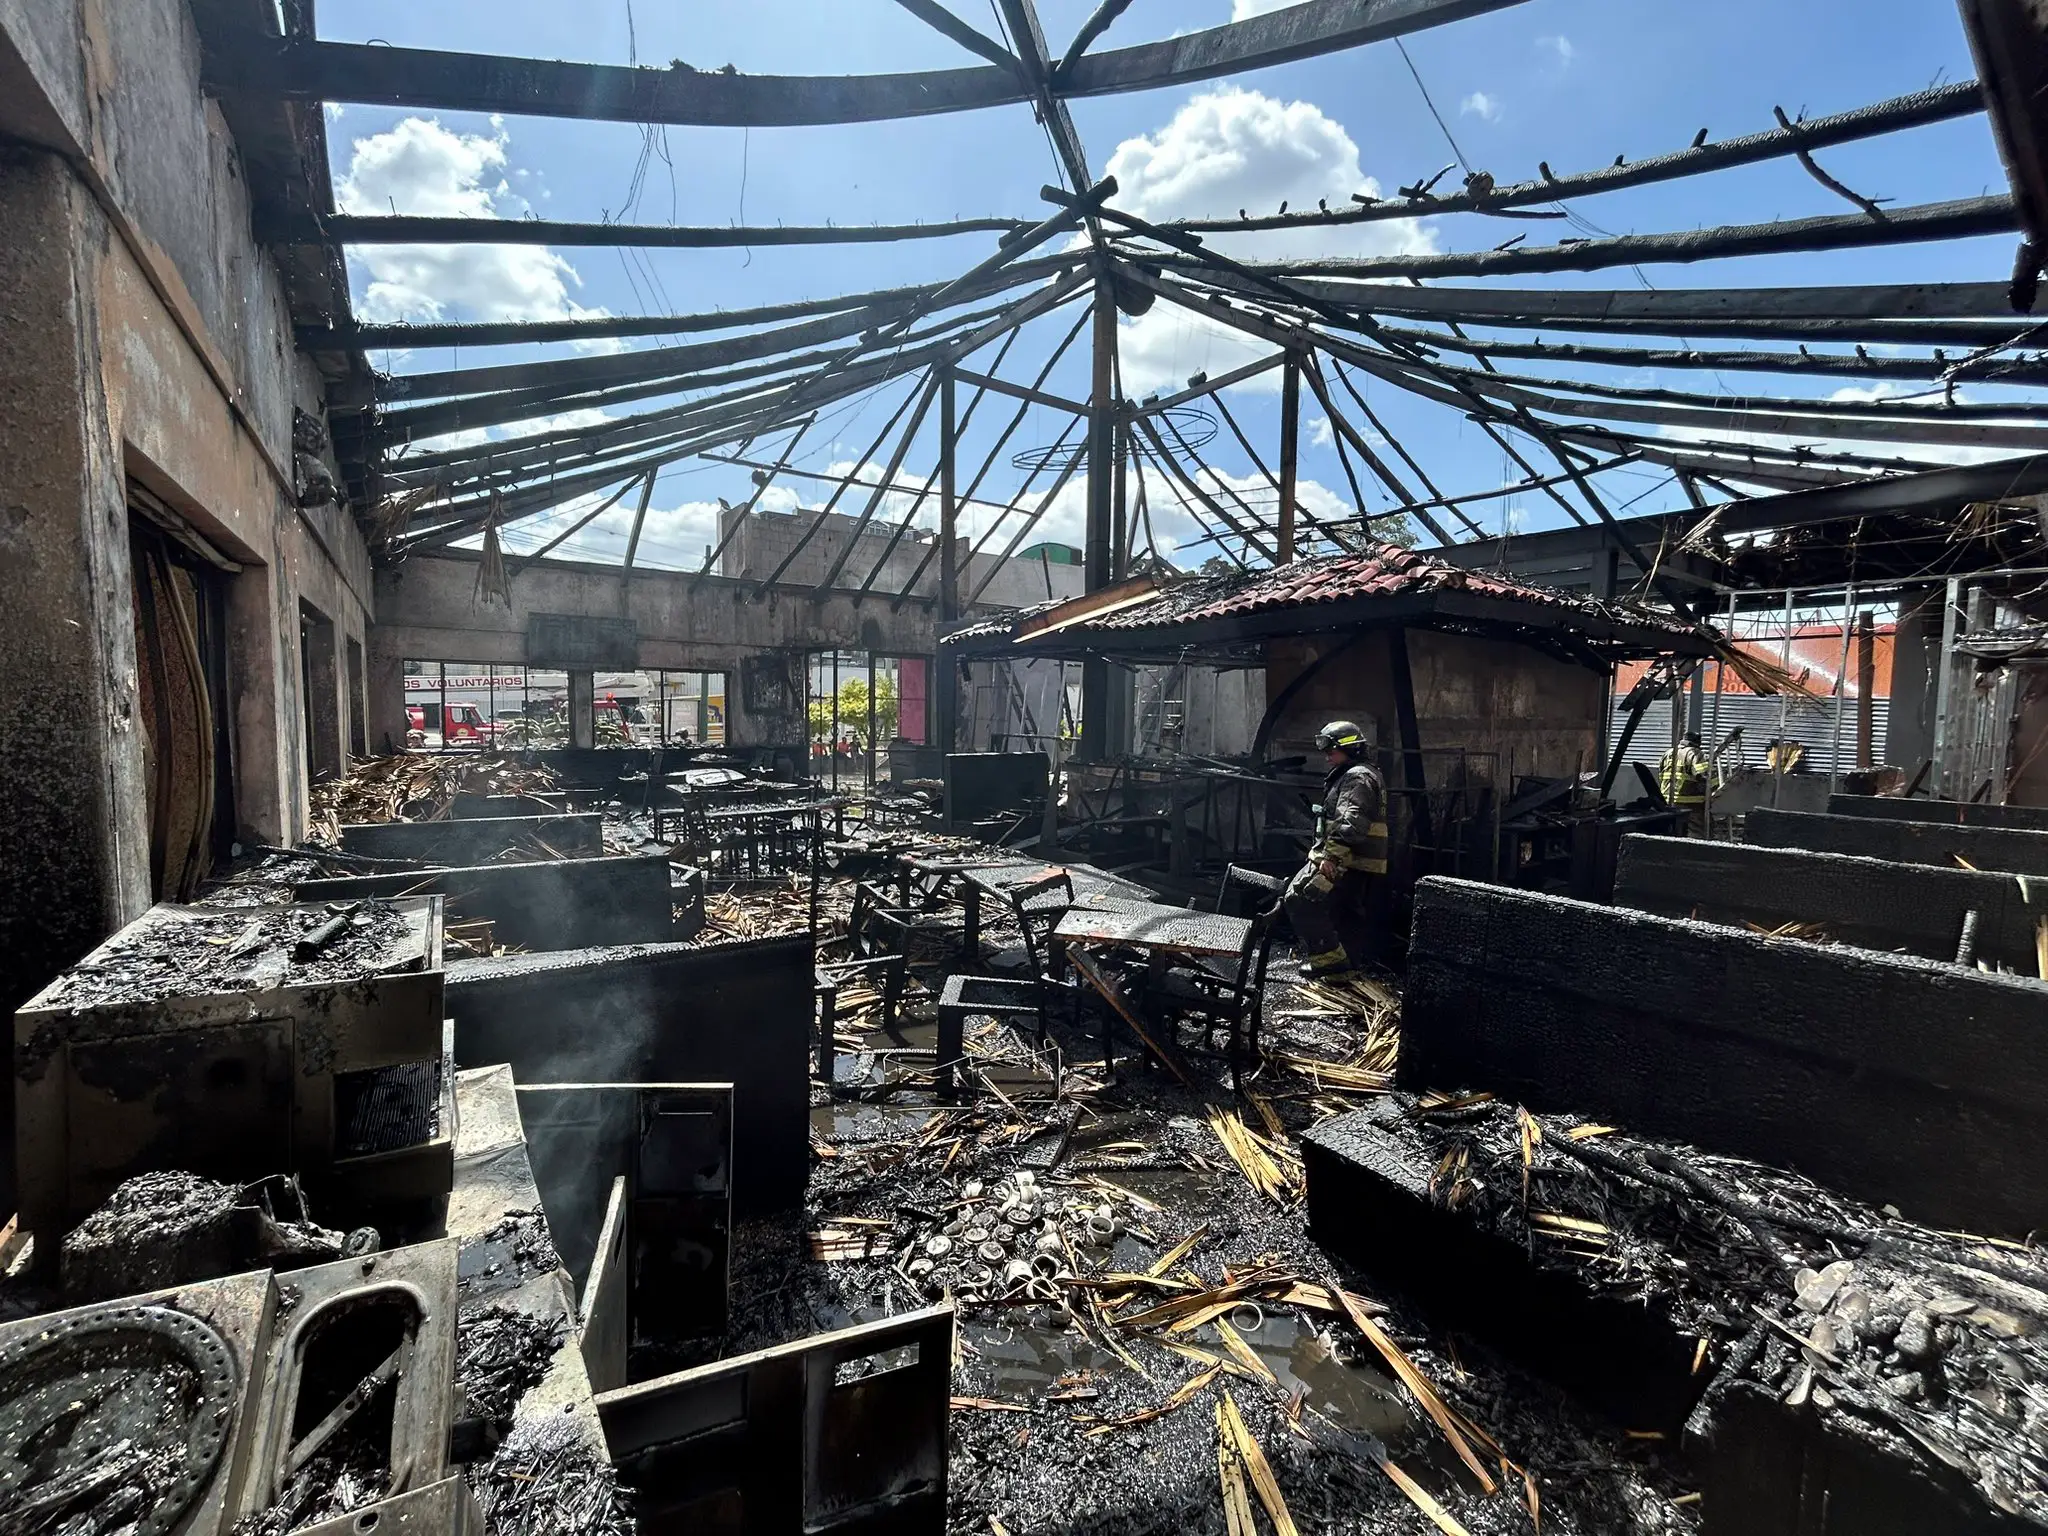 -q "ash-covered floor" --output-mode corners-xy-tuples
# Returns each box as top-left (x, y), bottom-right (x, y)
(690, 879), (1702, 1536)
